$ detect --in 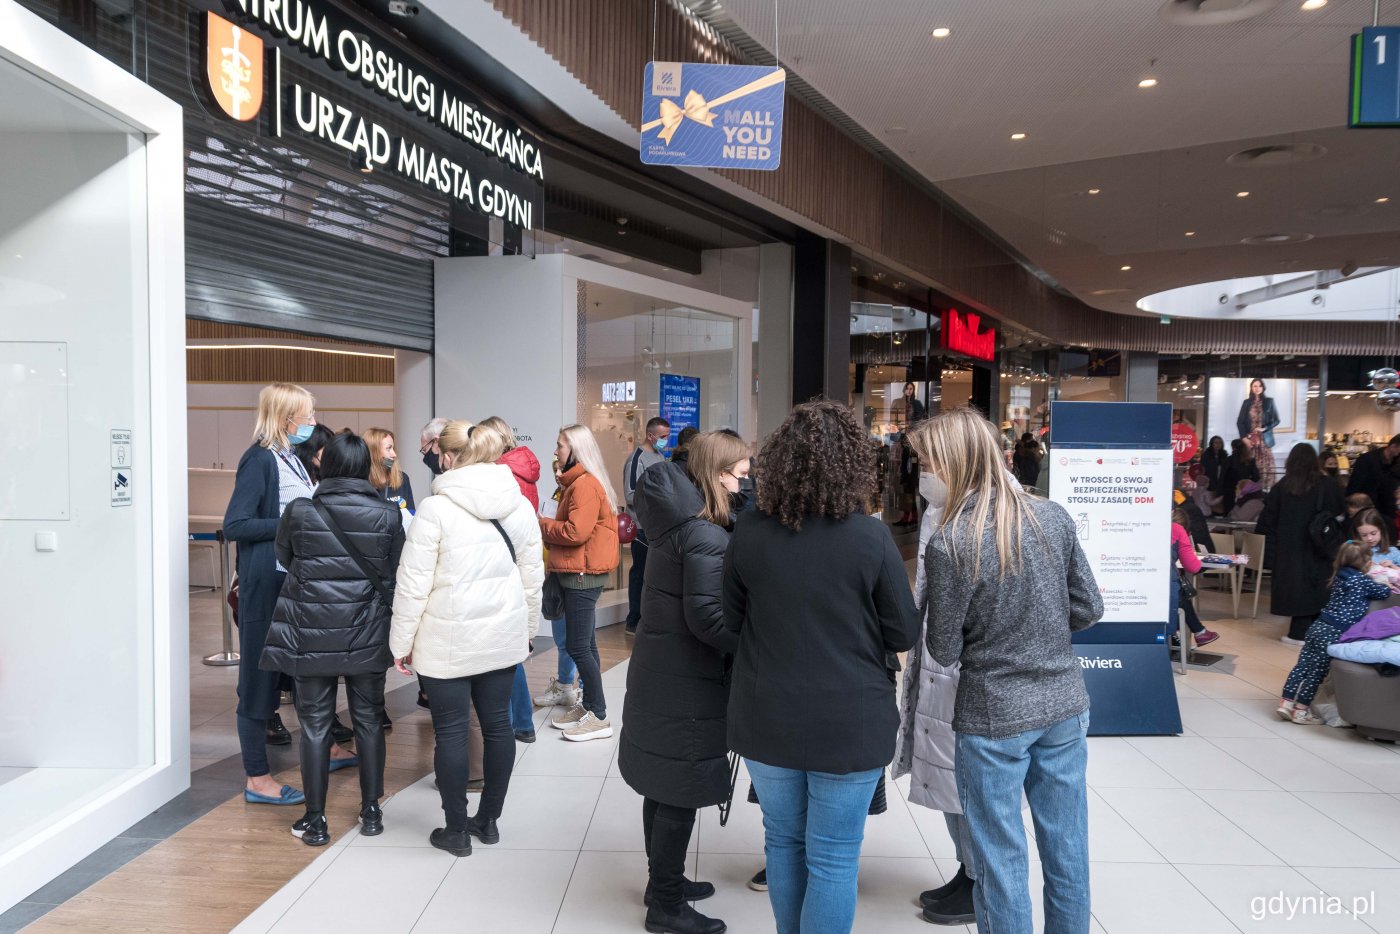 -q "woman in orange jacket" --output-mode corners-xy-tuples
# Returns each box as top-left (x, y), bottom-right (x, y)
(540, 424), (620, 742)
